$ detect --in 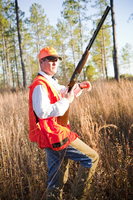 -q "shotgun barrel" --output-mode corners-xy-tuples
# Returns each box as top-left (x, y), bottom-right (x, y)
(86, 6), (111, 51)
